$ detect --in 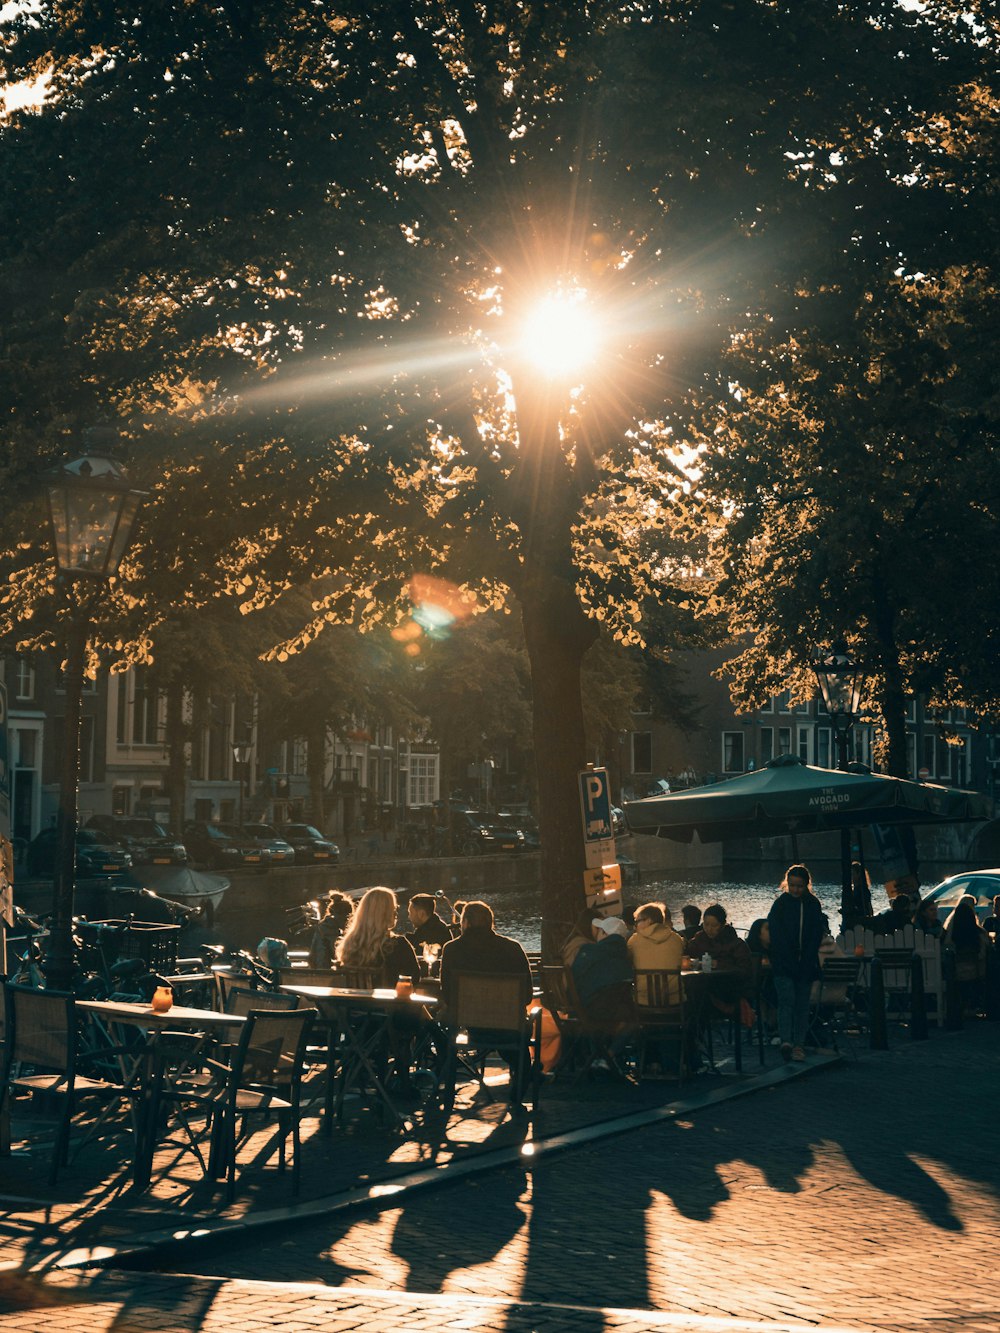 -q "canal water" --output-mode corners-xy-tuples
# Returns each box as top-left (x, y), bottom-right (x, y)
(210, 864), (853, 957)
